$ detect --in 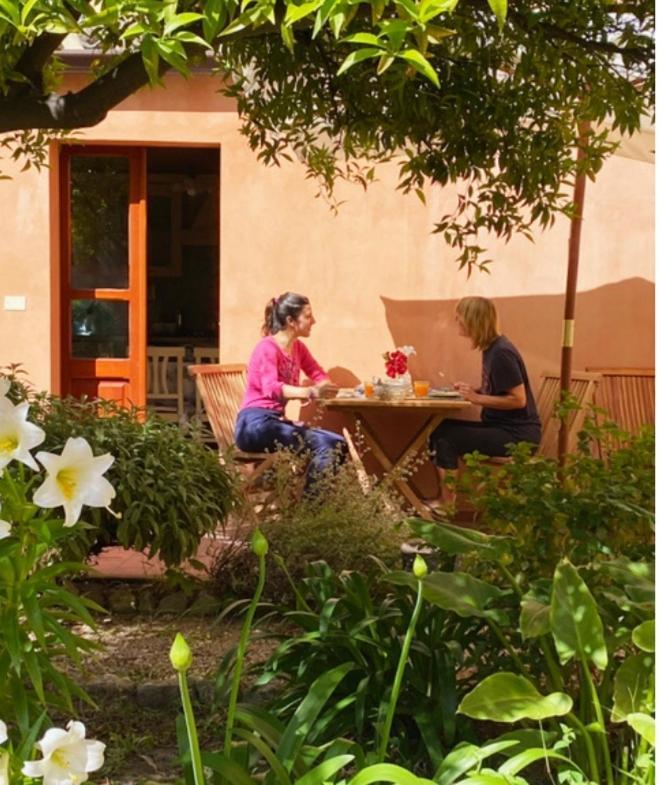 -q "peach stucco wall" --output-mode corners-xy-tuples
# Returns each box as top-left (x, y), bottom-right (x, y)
(0, 72), (654, 404)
